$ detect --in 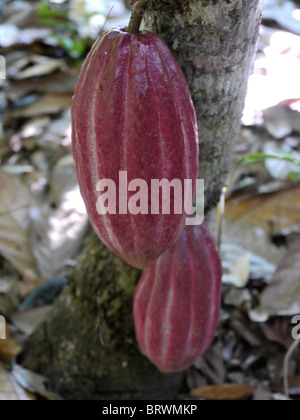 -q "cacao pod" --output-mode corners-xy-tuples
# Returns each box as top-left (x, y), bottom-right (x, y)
(72, 28), (199, 269)
(133, 223), (222, 373)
